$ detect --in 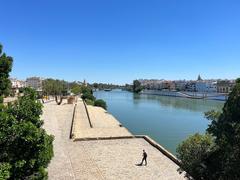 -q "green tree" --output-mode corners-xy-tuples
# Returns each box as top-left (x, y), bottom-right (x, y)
(236, 78), (240, 84)
(177, 78), (240, 180)
(0, 44), (53, 179)
(81, 91), (95, 101)
(176, 133), (214, 179)
(81, 86), (92, 95)
(0, 44), (13, 101)
(133, 80), (142, 93)
(93, 83), (98, 89)
(42, 79), (68, 105)
(0, 88), (54, 179)
(94, 99), (107, 110)
(71, 84), (81, 95)
(205, 80), (240, 179)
